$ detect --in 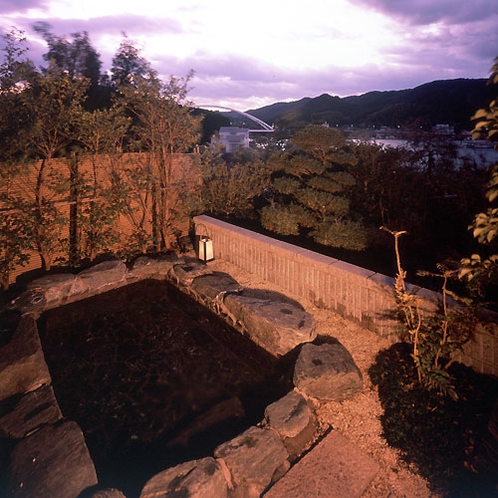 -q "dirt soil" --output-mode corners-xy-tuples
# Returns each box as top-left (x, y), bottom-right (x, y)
(207, 258), (436, 498)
